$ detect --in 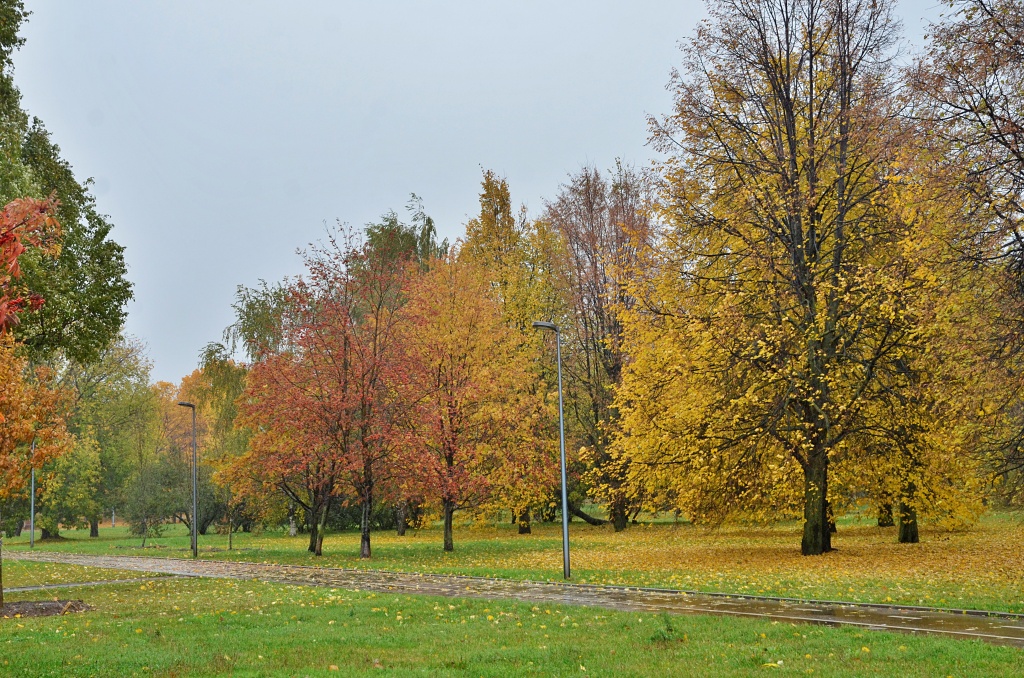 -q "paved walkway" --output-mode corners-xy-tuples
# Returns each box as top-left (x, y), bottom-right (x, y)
(8, 550), (1024, 647)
